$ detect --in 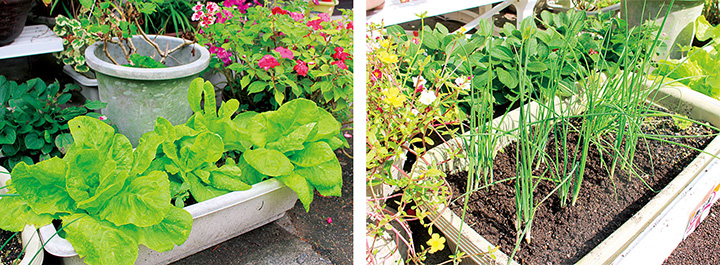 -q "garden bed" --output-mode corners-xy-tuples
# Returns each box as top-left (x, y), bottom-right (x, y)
(446, 111), (716, 265)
